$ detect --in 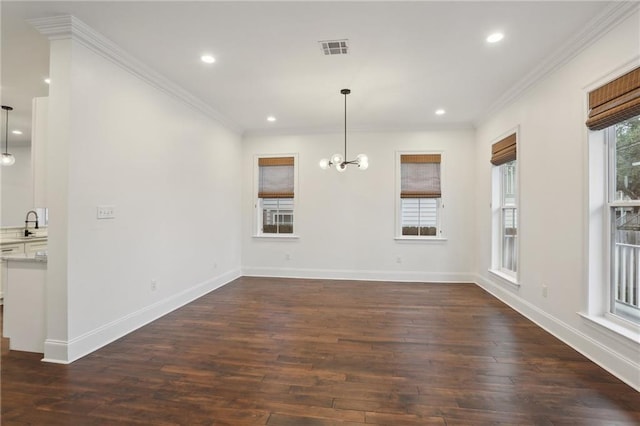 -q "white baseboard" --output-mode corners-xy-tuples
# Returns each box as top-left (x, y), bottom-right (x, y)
(42, 339), (70, 364)
(473, 273), (640, 392)
(42, 268), (241, 364)
(242, 266), (476, 283)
